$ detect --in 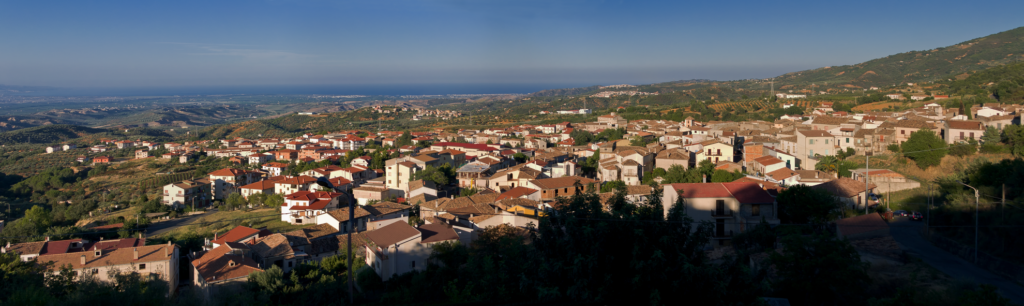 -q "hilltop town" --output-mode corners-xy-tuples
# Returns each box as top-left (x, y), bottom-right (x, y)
(5, 89), (1023, 303)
